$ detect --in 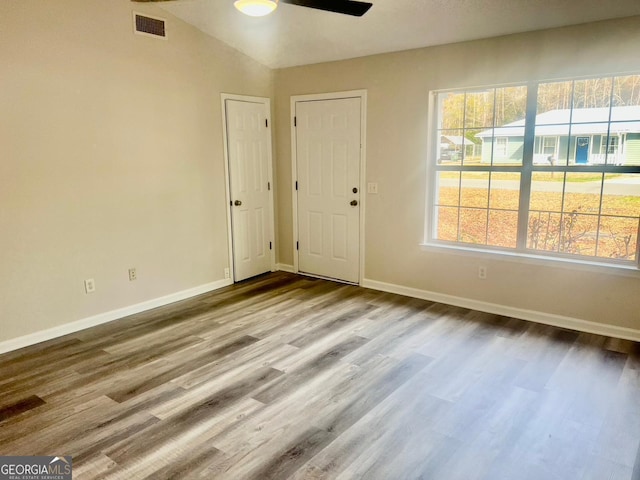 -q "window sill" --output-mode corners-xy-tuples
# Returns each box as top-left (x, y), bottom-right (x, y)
(420, 242), (640, 278)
